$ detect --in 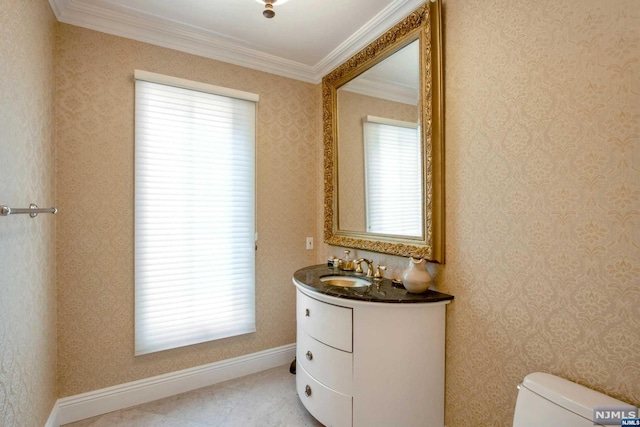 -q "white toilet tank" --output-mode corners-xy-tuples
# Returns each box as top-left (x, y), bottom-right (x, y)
(513, 372), (633, 427)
